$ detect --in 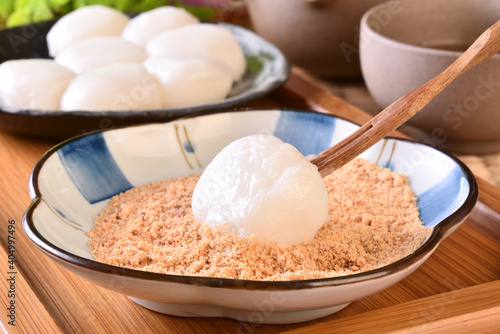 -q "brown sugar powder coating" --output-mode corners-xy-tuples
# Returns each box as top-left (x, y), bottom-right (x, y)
(88, 158), (431, 281)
